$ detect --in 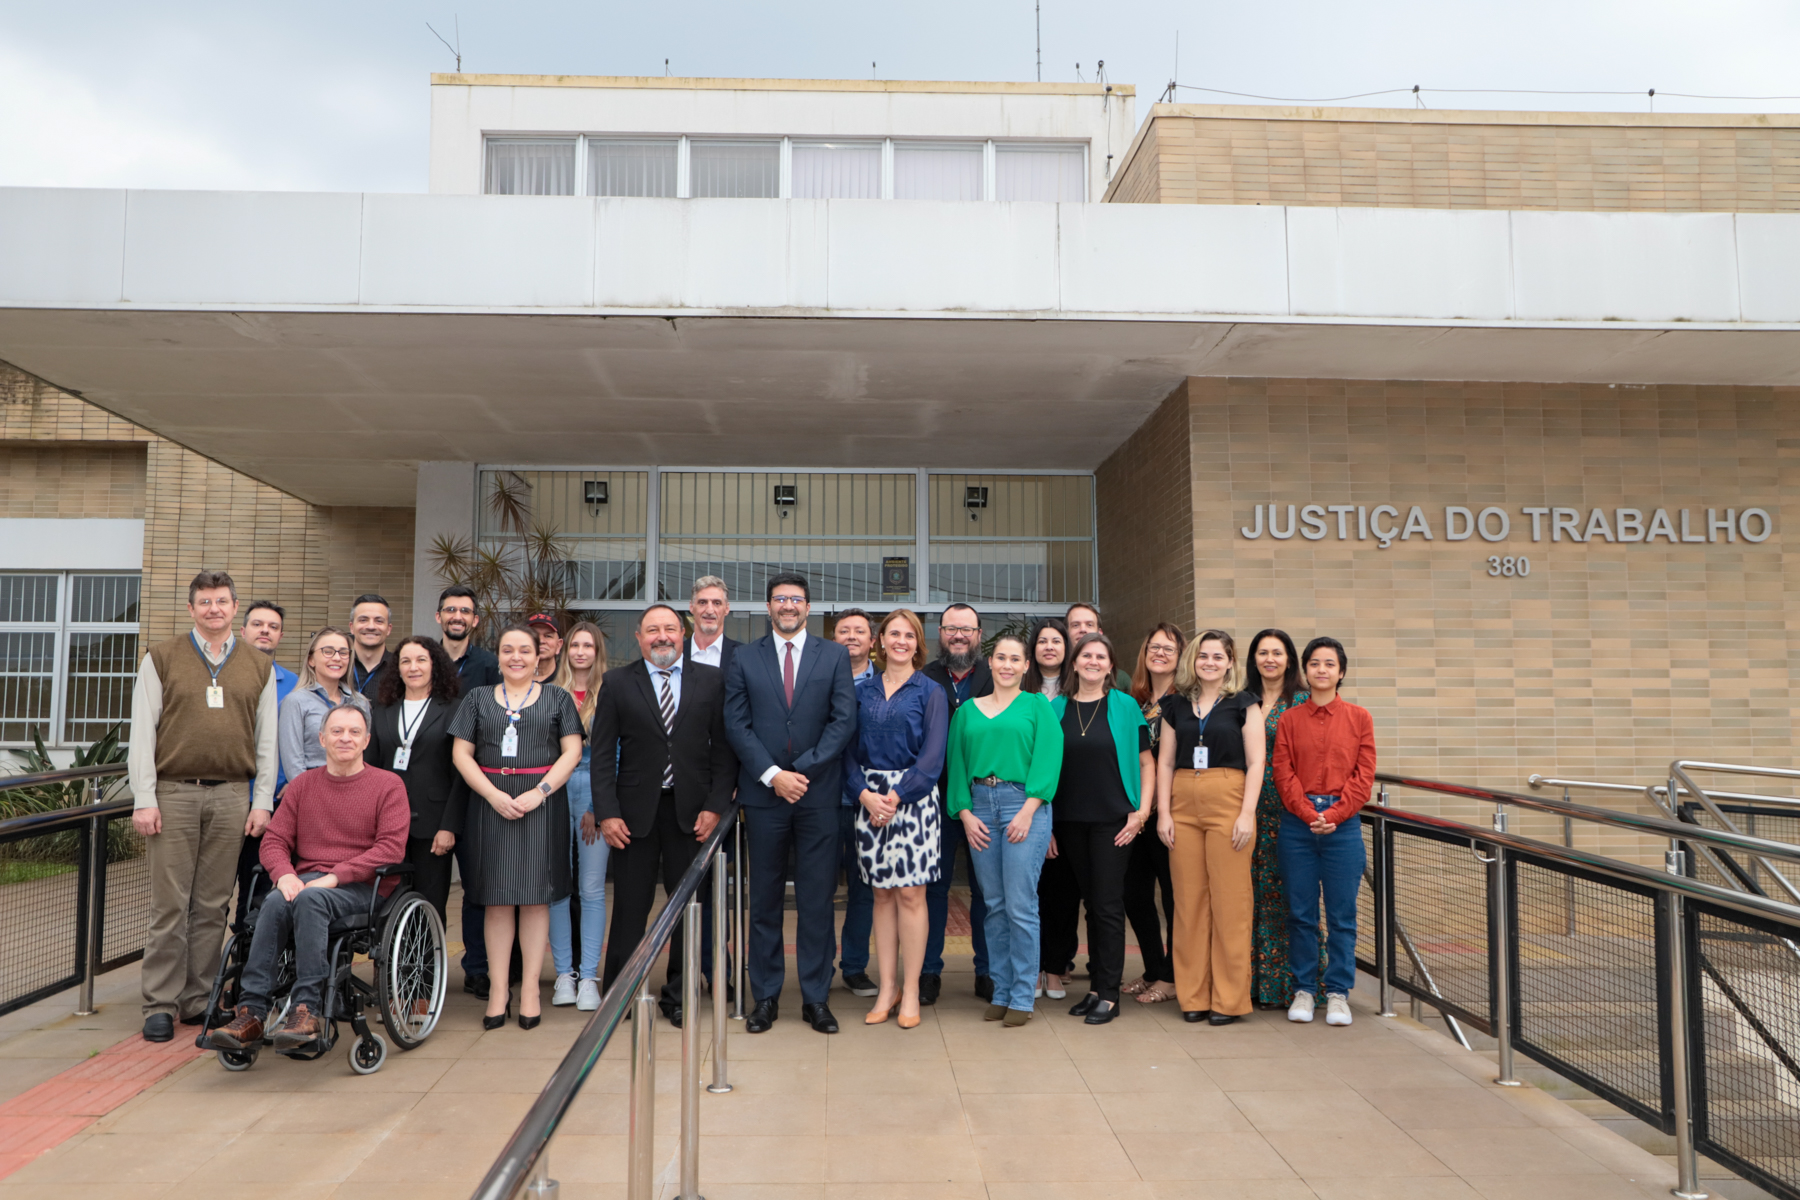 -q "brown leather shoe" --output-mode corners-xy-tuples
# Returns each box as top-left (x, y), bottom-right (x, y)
(208, 1006), (264, 1050)
(273, 1003), (323, 1049)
